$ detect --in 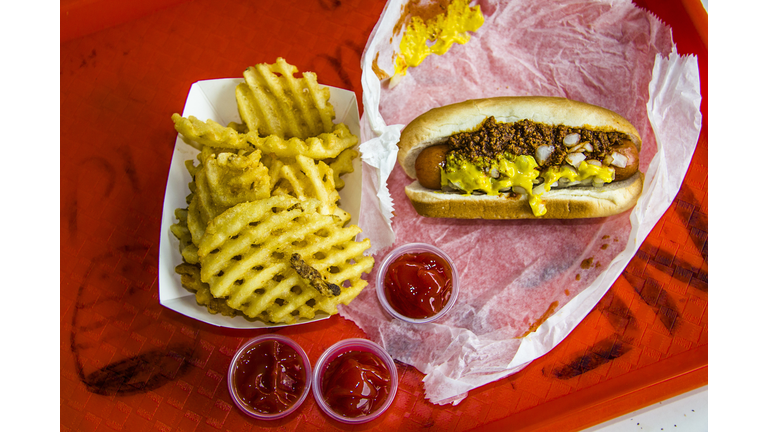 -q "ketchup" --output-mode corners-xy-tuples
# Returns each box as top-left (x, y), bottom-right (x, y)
(383, 251), (453, 319)
(233, 340), (306, 415)
(321, 351), (391, 418)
